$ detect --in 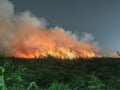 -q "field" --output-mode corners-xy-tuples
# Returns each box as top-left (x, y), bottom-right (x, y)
(0, 56), (120, 90)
